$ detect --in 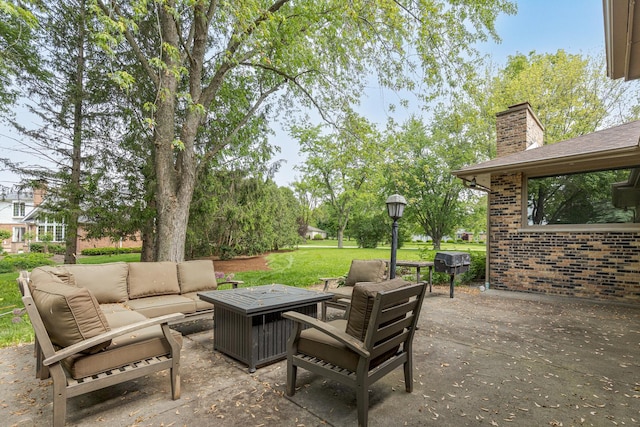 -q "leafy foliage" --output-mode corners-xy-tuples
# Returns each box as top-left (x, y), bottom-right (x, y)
(187, 169), (302, 258)
(385, 115), (472, 249)
(0, 253), (55, 273)
(80, 247), (142, 256)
